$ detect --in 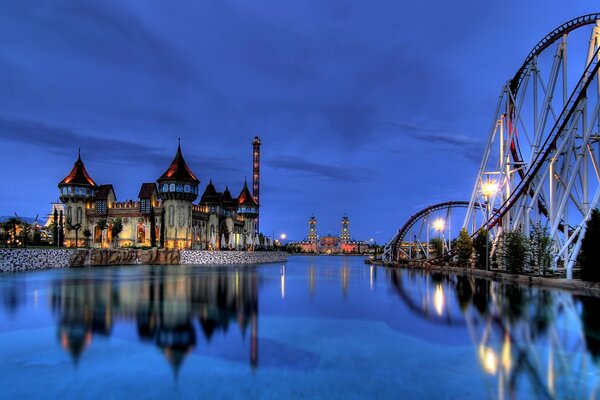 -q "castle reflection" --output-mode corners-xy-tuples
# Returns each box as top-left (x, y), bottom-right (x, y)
(387, 268), (600, 399)
(50, 267), (259, 373)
